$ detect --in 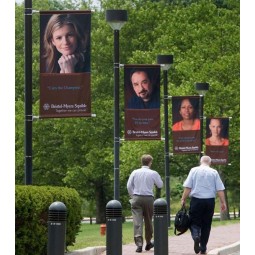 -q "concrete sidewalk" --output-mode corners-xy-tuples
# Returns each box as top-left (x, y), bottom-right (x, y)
(67, 223), (240, 255)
